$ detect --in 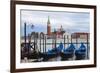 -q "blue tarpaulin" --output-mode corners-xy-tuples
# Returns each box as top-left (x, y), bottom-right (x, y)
(75, 43), (86, 60)
(47, 42), (63, 54)
(63, 43), (76, 53)
(75, 43), (86, 54)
